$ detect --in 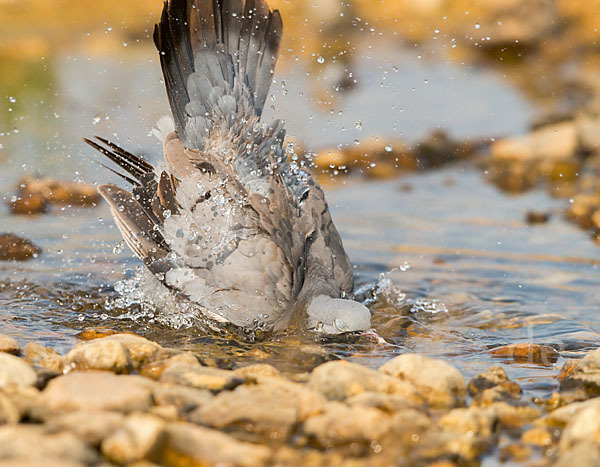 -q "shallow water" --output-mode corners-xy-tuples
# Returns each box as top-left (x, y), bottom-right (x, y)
(0, 42), (594, 400)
